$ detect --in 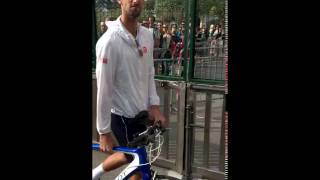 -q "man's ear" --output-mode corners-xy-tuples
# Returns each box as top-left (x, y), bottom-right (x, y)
(118, 0), (121, 5)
